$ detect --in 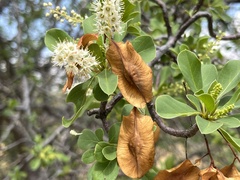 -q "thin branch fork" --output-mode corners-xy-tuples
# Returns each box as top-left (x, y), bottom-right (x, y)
(87, 93), (123, 132)
(147, 101), (199, 138)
